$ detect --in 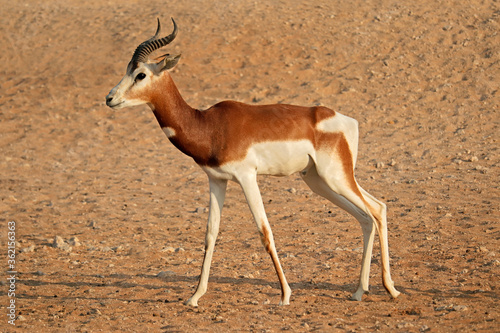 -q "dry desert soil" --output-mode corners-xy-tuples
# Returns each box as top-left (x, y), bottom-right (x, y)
(0, 0), (499, 332)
